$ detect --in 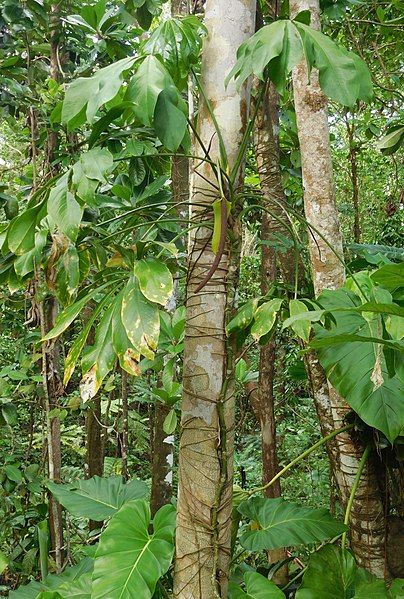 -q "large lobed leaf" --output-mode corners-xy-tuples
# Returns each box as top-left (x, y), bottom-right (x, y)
(62, 56), (137, 126)
(229, 572), (285, 598)
(228, 18), (372, 106)
(295, 545), (394, 598)
(314, 288), (404, 442)
(238, 497), (347, 551)
(92, 499), (176, 599)
(9, 558), (93, 599)
(47, 476), (148, 520)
